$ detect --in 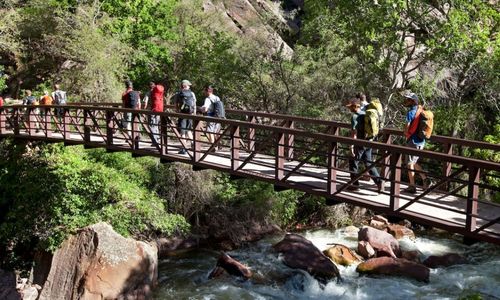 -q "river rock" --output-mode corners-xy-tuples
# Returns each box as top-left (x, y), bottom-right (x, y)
(0, 269), (21, 300)
(20, 285), (38, 300)
(369, 219), (387, 230)
(357, 241), (376, 259)
(372, 215), (389, 225)
(358, 226), (401, 258)
(343, 225), (360, 239)
(423, 253), (467, 268)
(387, 224), (415, 240)
(157, 236), (205, 257)
(323, 244), (362, 266)
(208, 252), (252, 279)
(273, 233), (341, 281)
(38, 222), (157, 300)
(401, 250), (421, 263)
(356, 257), (430, 282)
